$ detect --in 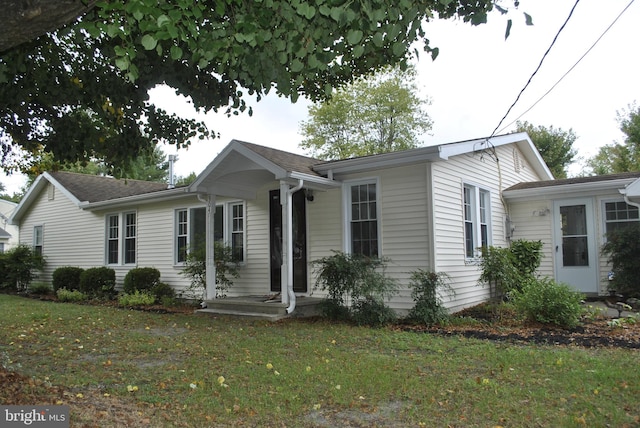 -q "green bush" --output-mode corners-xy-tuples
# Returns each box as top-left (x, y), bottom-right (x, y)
(312, 251), (398, 324)
(181, 241), (240, 299)
(478, 239), (543, 297)
(56, 288), (87, 302)
(601, 224), (640, 297)
(52, 267), (84, 292)
(512, 277), (584, 328)
(351, 297), (397, 327)
(79, 267), (116, 299)
(118, 290), (156, 307)
(152, 282), (175, 302)
(123, 267), (161, 294)
(0, 244), (45, 292)
(407, 270), (454, 326)
(28, 281), (52, 295)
